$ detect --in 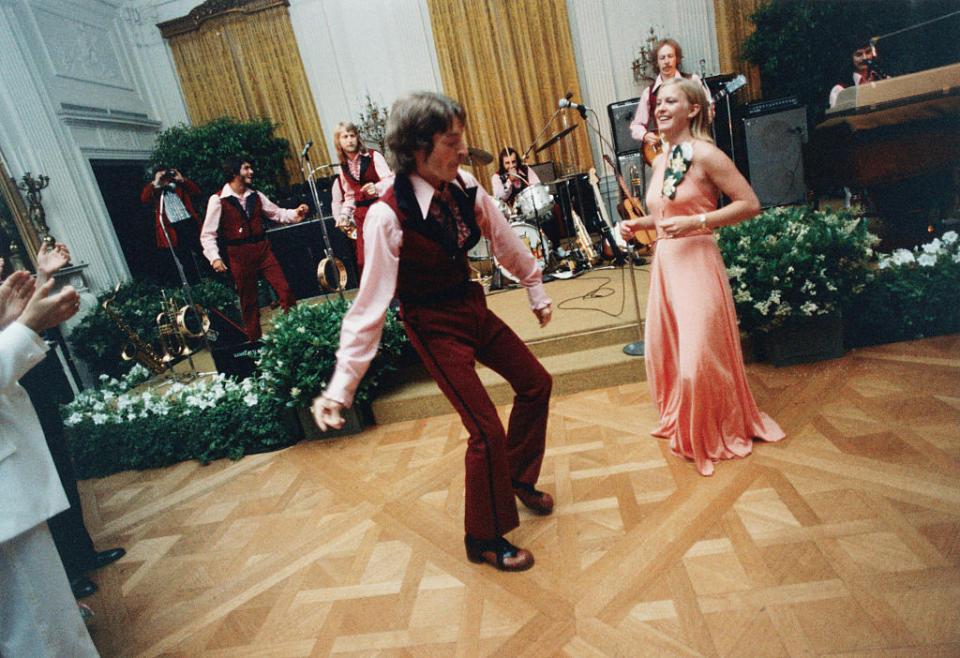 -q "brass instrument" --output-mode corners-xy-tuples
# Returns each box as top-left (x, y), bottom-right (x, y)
(156, 290), (211, 362)
(570, 208), (598, 265)
(628, 165), (642, 199)
(102, 284), (166, 375)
